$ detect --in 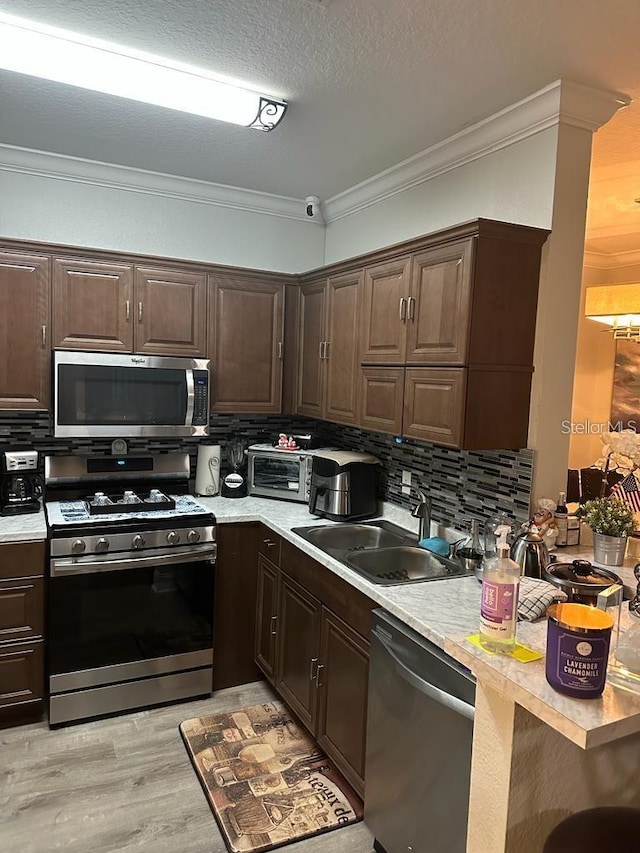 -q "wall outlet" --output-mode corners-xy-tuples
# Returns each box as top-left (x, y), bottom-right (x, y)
(402, 470), (412, 495)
